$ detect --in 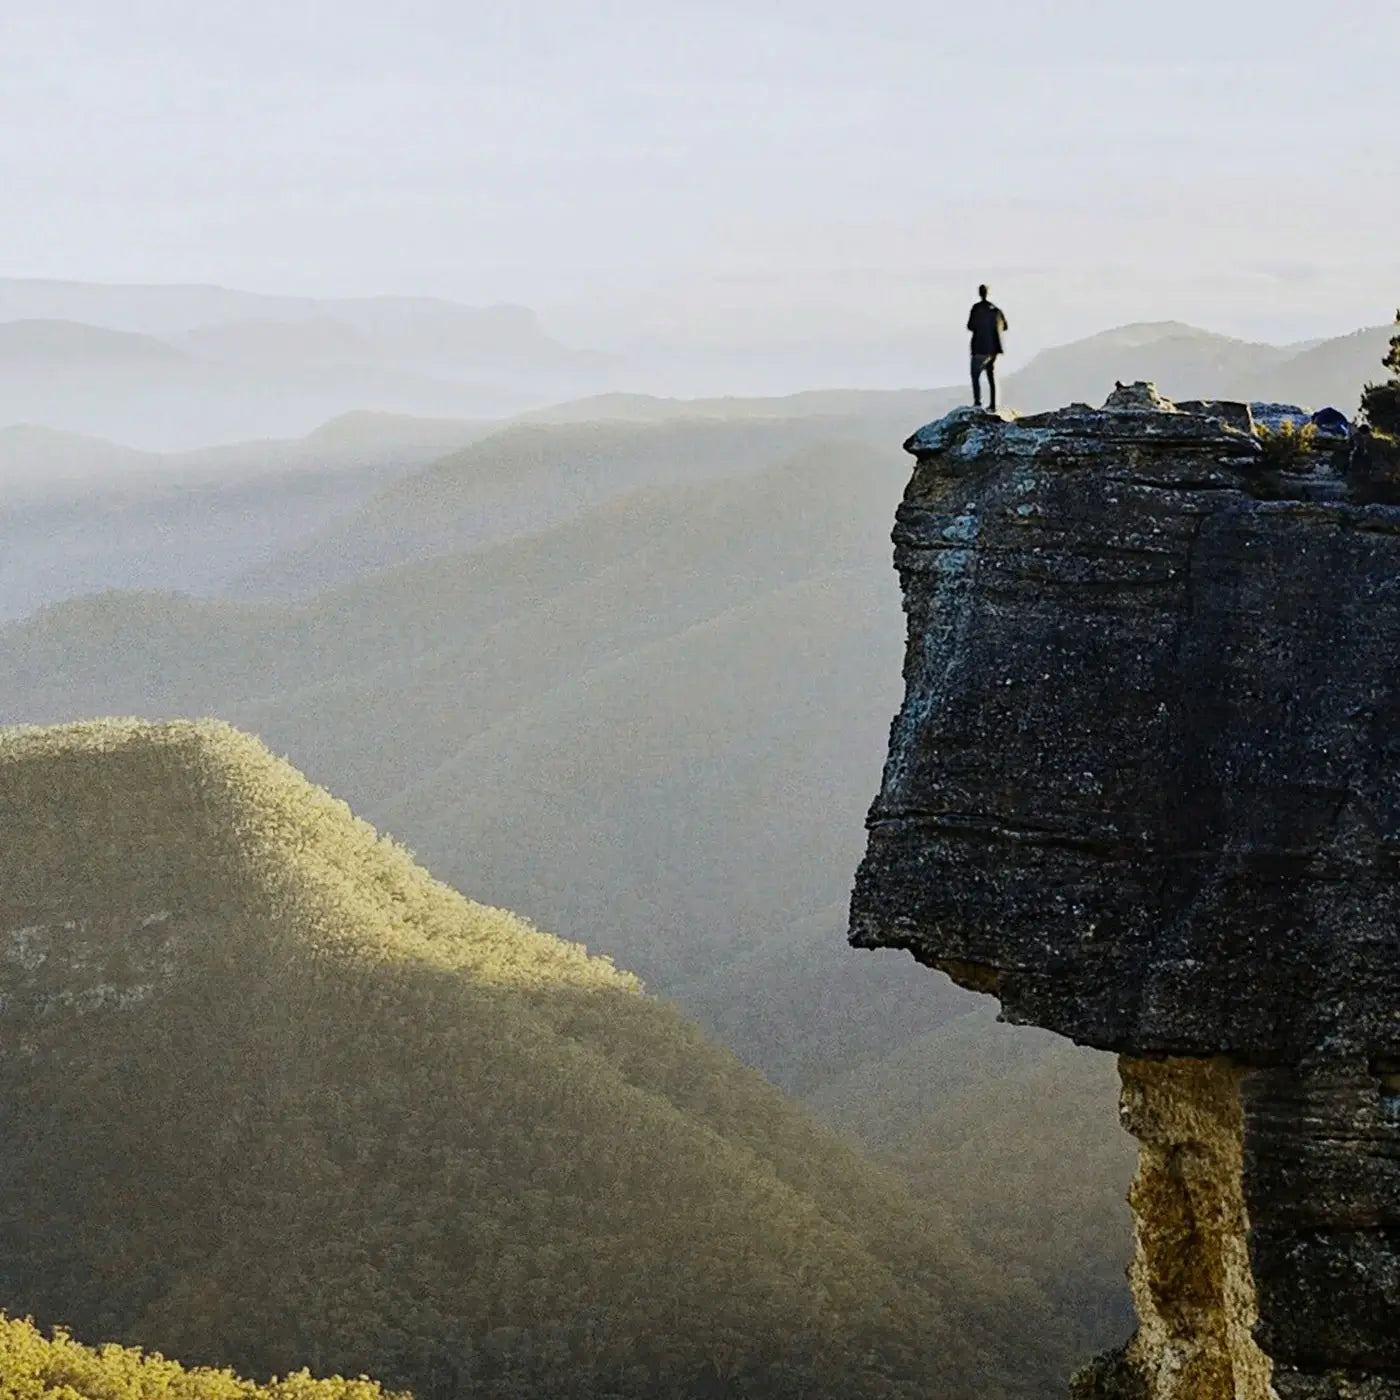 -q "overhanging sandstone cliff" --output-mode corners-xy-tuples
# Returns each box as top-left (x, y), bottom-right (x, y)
(850, 383), (1400, 1400)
